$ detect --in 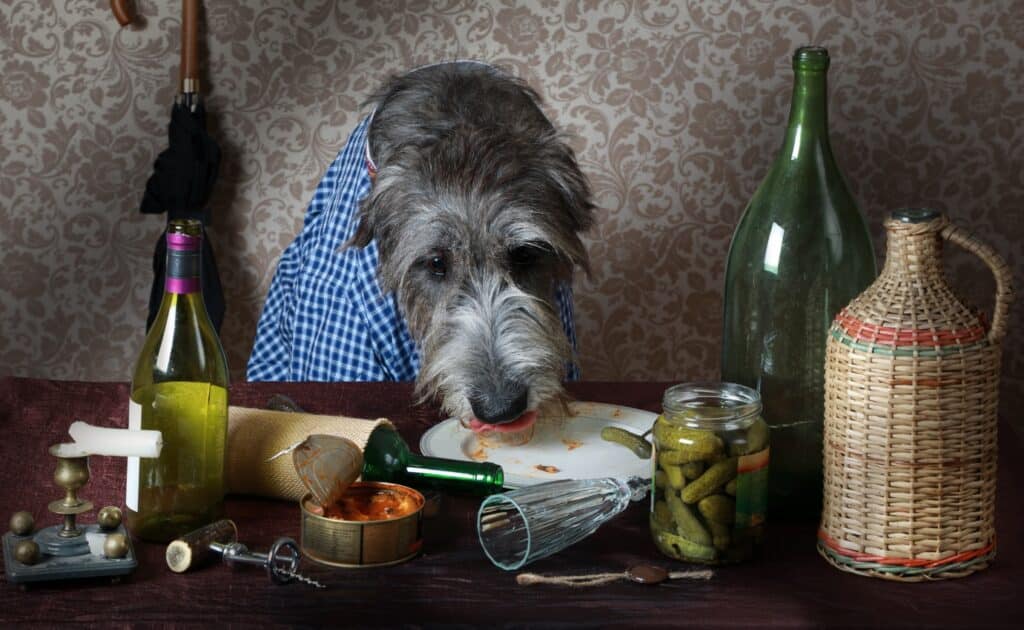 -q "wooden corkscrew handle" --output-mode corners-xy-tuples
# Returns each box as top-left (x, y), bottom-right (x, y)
(165, 519), (238, 573)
